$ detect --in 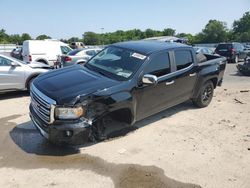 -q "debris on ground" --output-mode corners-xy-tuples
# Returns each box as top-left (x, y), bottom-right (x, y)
(234, 98), (245, 104)
(240, 90), (250, 93)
